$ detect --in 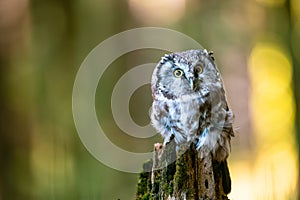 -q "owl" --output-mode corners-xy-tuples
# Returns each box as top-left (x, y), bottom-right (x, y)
(150, 49), (234, 194)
